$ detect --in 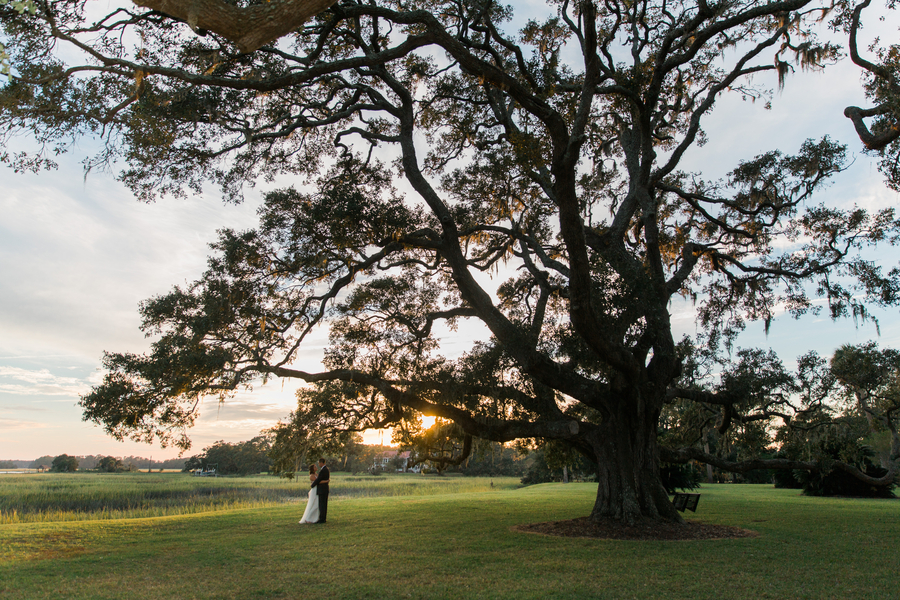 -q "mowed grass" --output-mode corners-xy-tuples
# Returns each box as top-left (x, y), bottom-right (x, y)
(1, 481), (898, 599)
(0, 472), (520, 524)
